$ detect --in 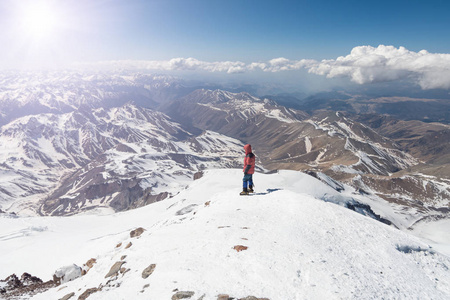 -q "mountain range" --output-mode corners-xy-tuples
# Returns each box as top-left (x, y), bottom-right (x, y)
(163, 88), (449, 232)
(0, 102), (244, 216)
(0, 70), (449, 298)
